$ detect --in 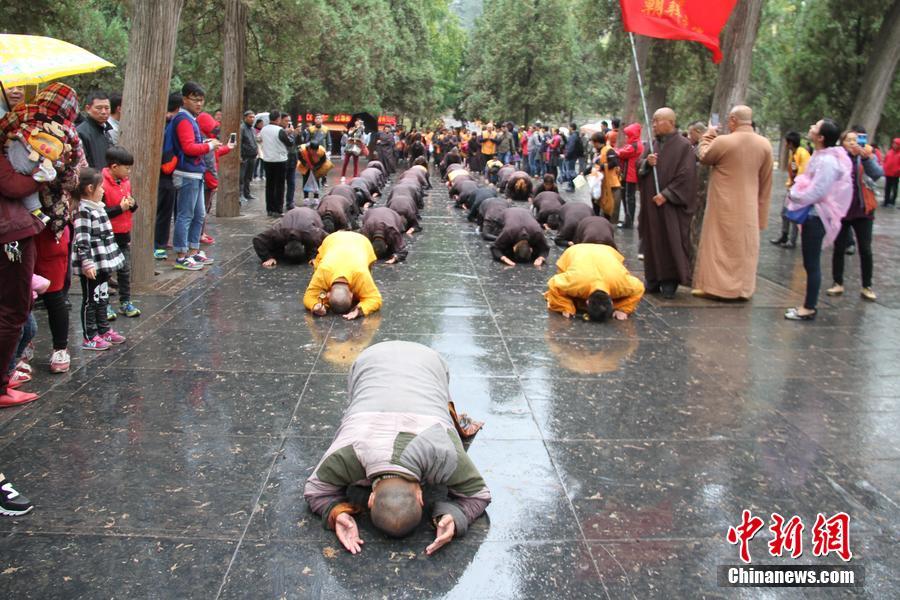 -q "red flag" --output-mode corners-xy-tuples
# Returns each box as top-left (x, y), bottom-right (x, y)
(619, 0), (738, 63)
